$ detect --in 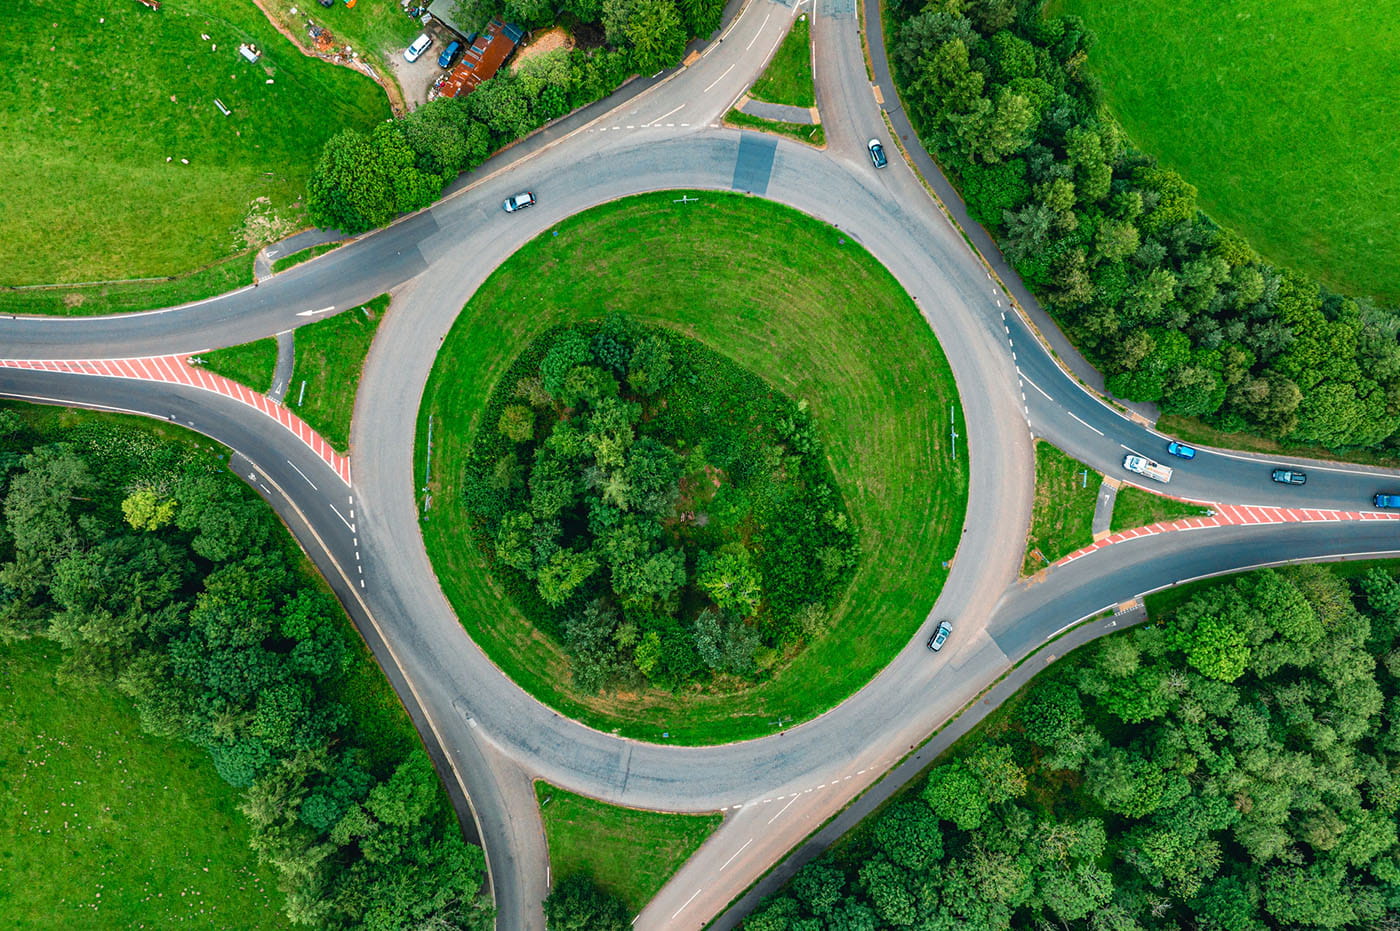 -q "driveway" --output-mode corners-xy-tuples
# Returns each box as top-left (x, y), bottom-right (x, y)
(384, 19), (456, 110)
